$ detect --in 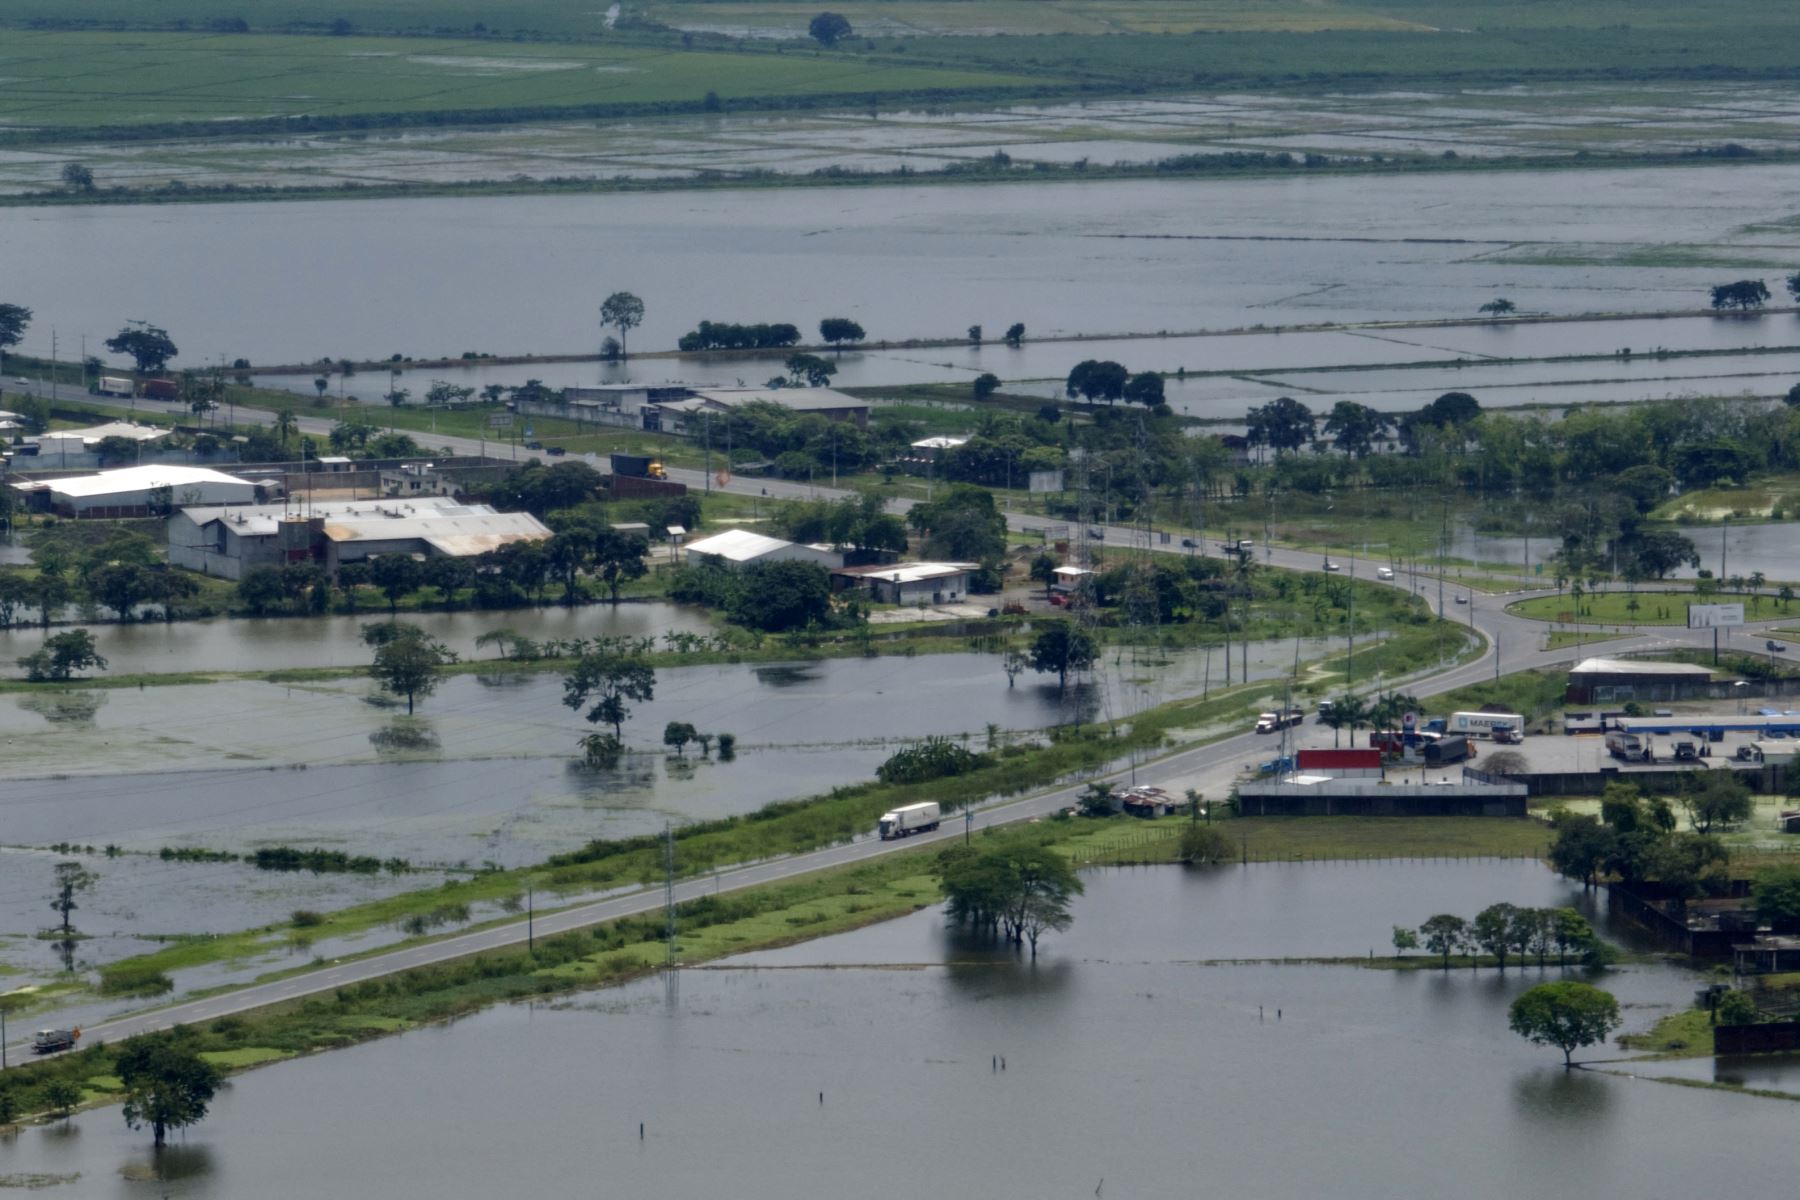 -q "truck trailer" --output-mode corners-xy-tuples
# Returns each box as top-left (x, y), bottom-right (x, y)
(1449, 711), (1525, 739)
(96, 375), (135, 398)
(1423, 735), (1471, 766)
(1254, 709), (1304, 734)
(878, 801), (941, 840)
(1605, 730), (1654, 762)
(33, 1027), (80, 1054)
